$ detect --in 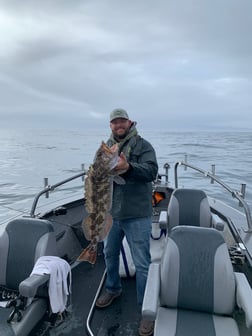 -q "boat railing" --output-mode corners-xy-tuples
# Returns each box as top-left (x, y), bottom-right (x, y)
(30, 170), (86, 217)
(174, 160), (252, 232)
